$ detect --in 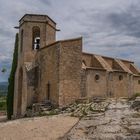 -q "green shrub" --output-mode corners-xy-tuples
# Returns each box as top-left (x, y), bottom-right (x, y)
(47, 110), (59, 116)
(129, 93), (140, 100)
(7, 33), (18, 119)
(0, 101), (6, 111)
